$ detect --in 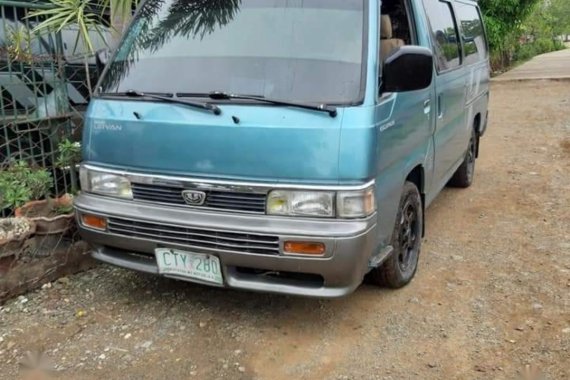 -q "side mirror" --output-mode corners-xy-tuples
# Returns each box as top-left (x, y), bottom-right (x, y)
(382, 46), (434, 93)
(95, 48), (110, 72)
